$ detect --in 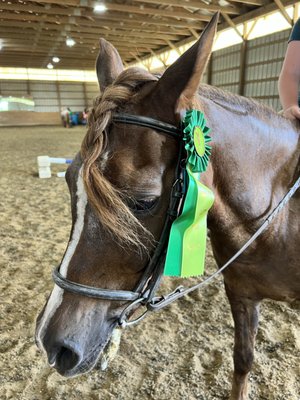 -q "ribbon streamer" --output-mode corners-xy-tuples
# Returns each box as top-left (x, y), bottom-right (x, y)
(164, 110), (214, 277)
